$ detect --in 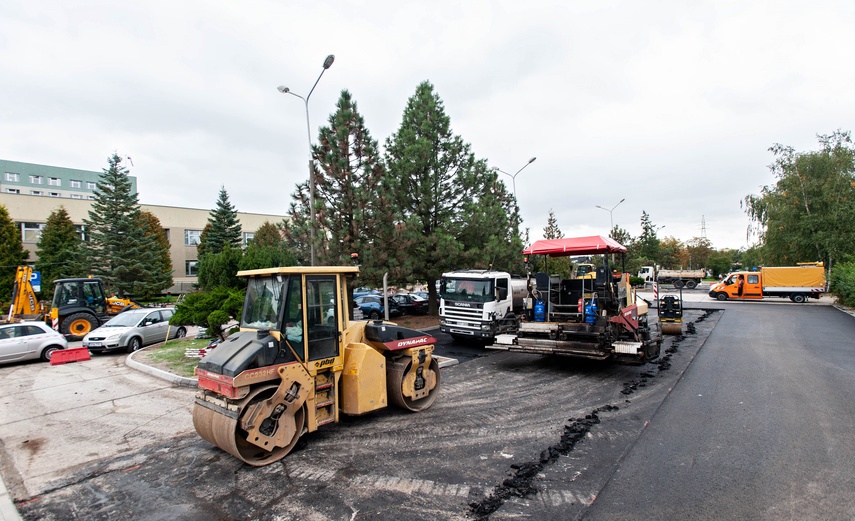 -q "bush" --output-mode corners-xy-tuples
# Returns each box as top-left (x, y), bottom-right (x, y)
(829, 261), (855, 307)
(629, 276), (645, 287)
(170, 285), (245, 335)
